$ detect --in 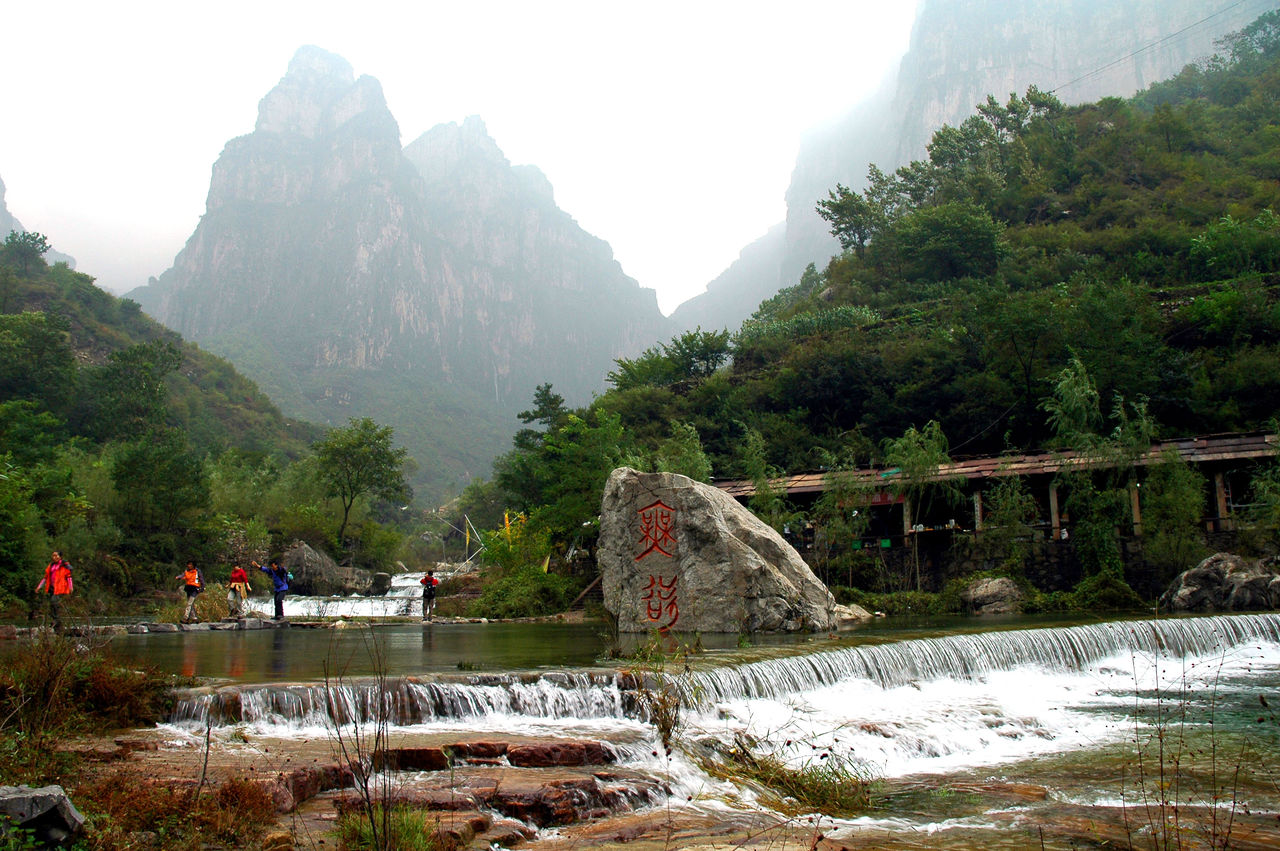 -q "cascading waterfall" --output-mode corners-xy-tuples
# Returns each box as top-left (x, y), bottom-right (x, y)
(170, 671), (630, 730)
(167, 614), (1280, 744)
(686, 613), (1280, 704)
(252, 570), (450, 620)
